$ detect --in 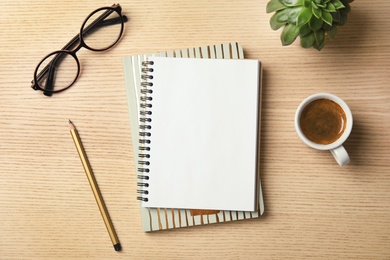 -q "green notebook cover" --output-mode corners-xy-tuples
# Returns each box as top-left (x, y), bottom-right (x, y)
(123, 42), (264, 232)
